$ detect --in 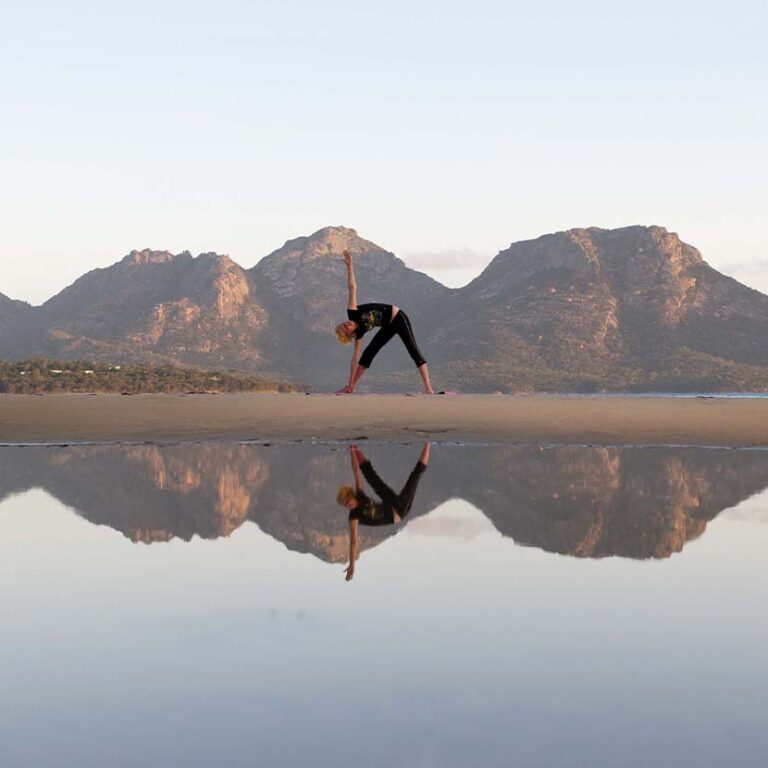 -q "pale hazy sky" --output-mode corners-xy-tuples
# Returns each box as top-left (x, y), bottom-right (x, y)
(2, 0), (766, 304)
